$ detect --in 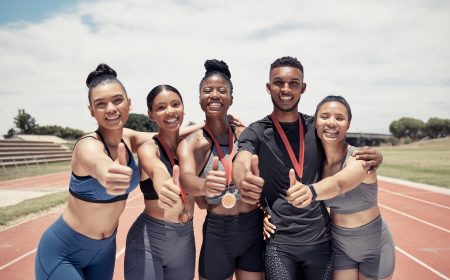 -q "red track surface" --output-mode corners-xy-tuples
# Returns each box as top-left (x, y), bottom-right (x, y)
(0, 174), (449, 280)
